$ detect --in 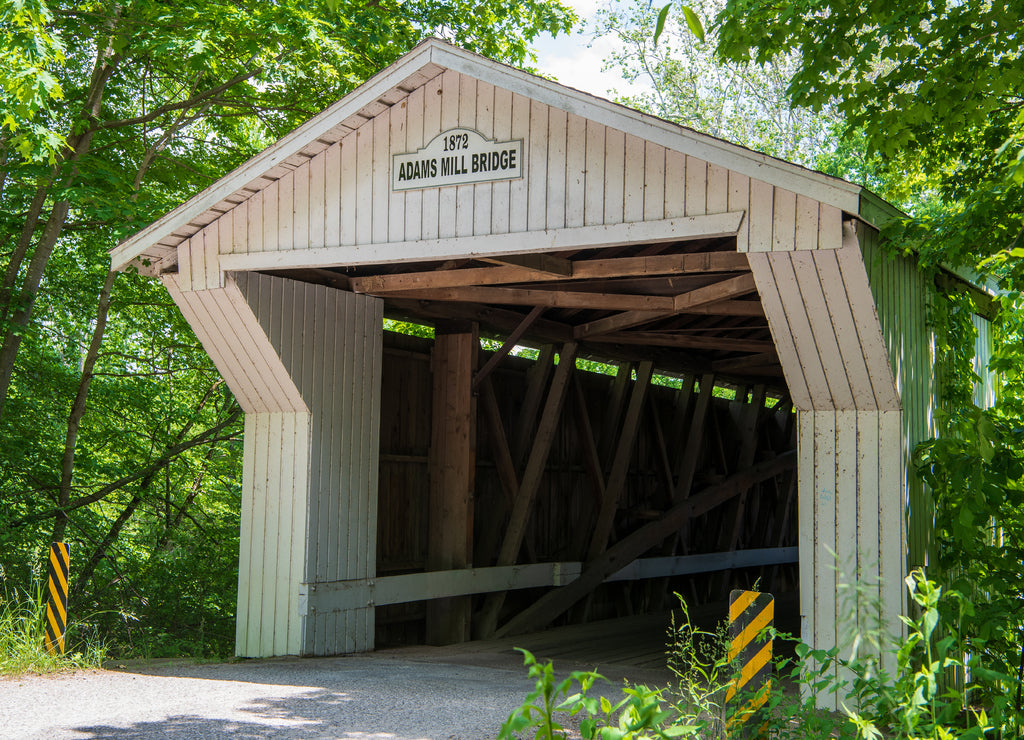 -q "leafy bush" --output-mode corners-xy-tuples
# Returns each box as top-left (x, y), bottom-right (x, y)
(499, 570), (1014, 739)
